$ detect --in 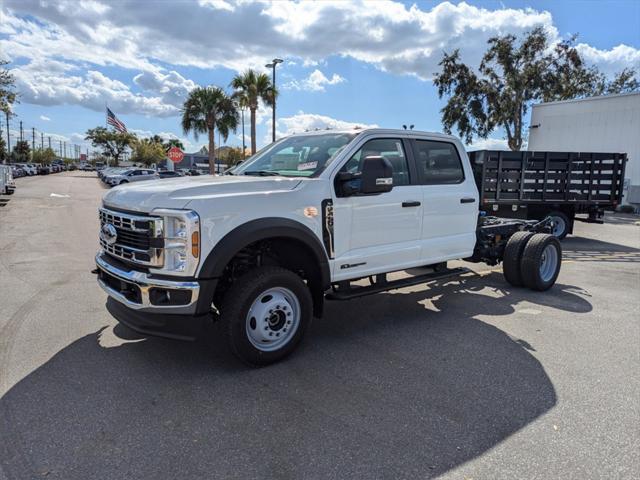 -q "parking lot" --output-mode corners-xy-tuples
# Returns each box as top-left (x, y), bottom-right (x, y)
(0, 172), (638, 479)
